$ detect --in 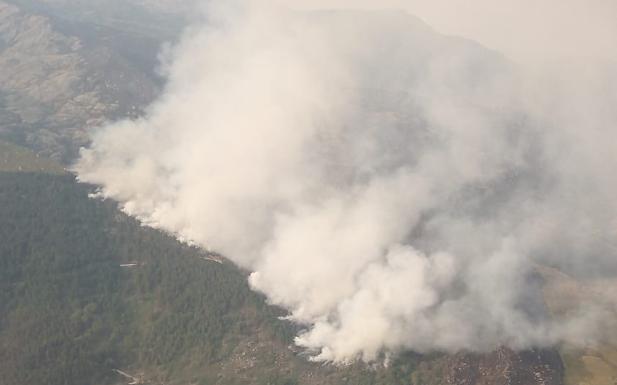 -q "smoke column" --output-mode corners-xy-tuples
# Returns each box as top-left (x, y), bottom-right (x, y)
(75, 0), (617, 362)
